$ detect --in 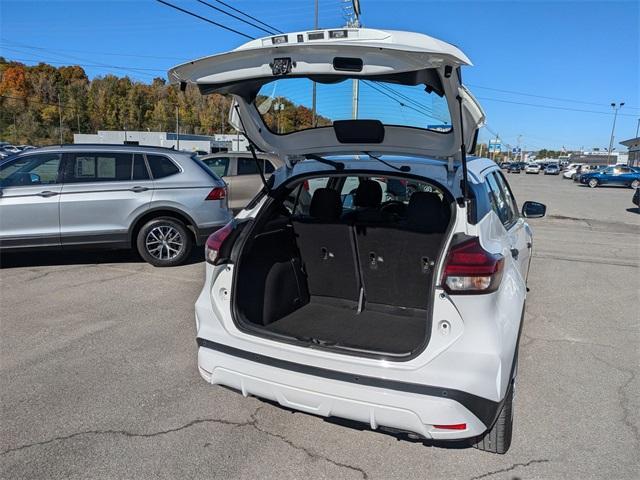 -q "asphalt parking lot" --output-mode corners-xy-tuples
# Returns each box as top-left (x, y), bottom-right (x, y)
(1, 173), (639, 480)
